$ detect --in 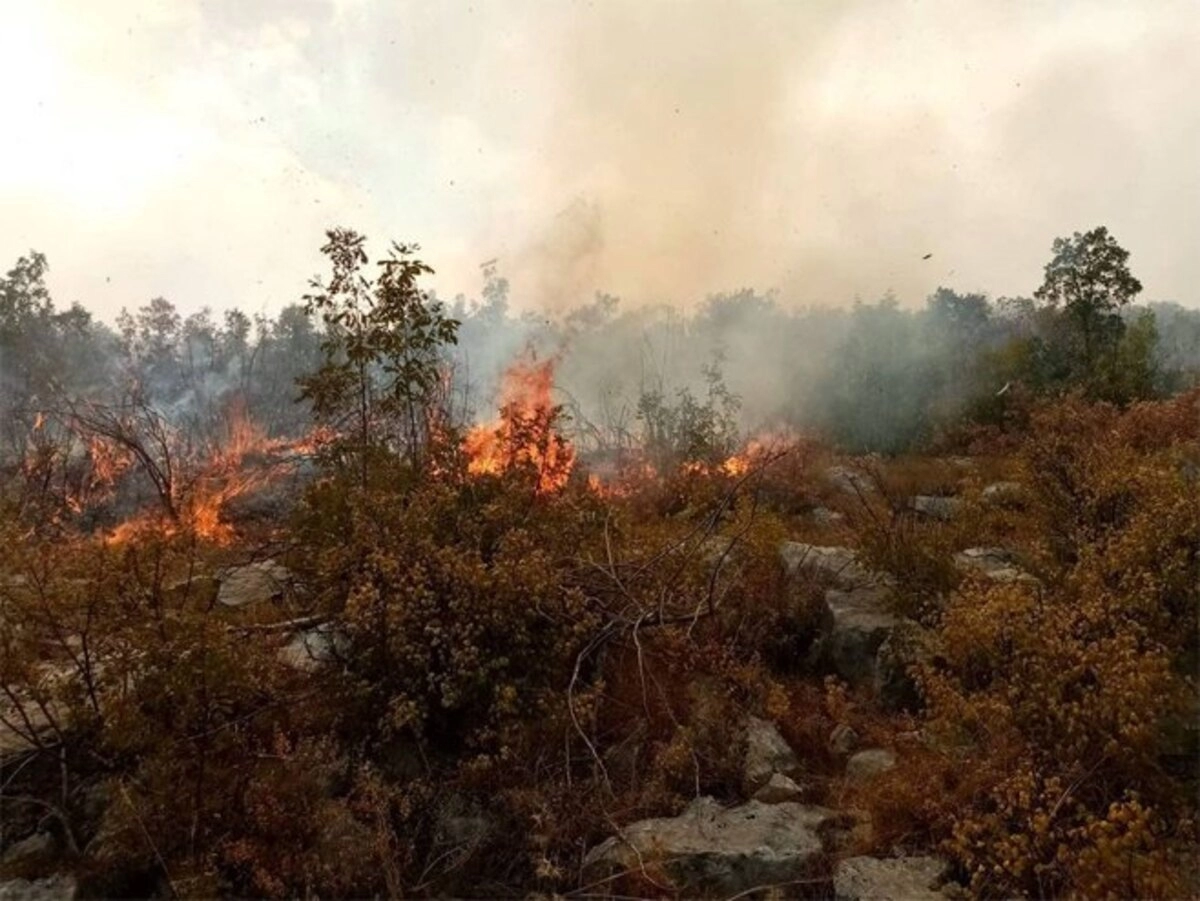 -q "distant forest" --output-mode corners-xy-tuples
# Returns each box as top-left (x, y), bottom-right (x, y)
(3, 226), (1199, 465)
